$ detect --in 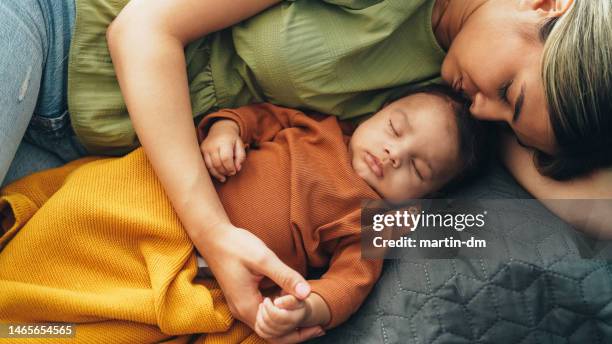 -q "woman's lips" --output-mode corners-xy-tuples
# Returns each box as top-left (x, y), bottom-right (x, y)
(364, 152), (384, 178)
